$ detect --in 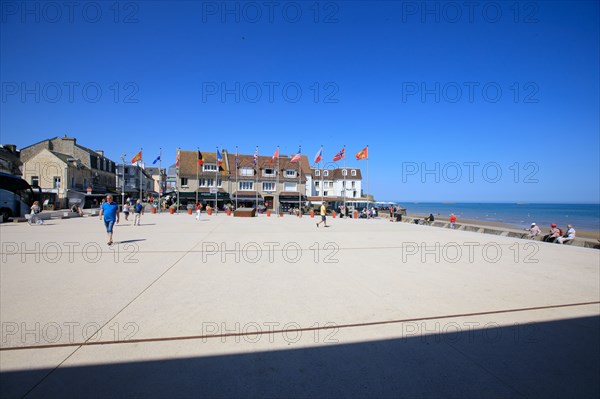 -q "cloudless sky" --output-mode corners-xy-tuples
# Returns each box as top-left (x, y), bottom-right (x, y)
(1, 0), (598, 202)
